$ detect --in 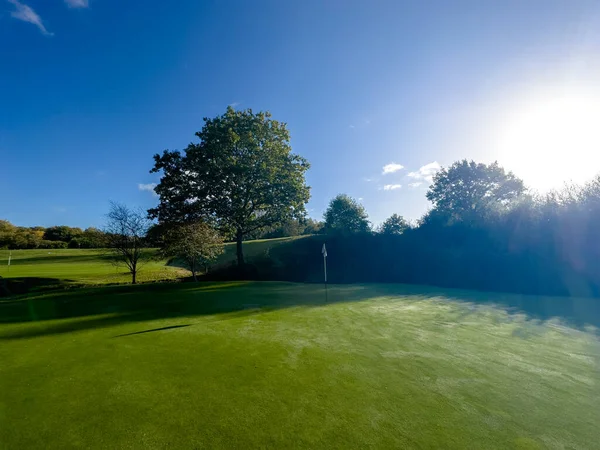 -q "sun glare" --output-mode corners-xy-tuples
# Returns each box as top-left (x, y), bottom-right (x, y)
(495, 92), (600, 192)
